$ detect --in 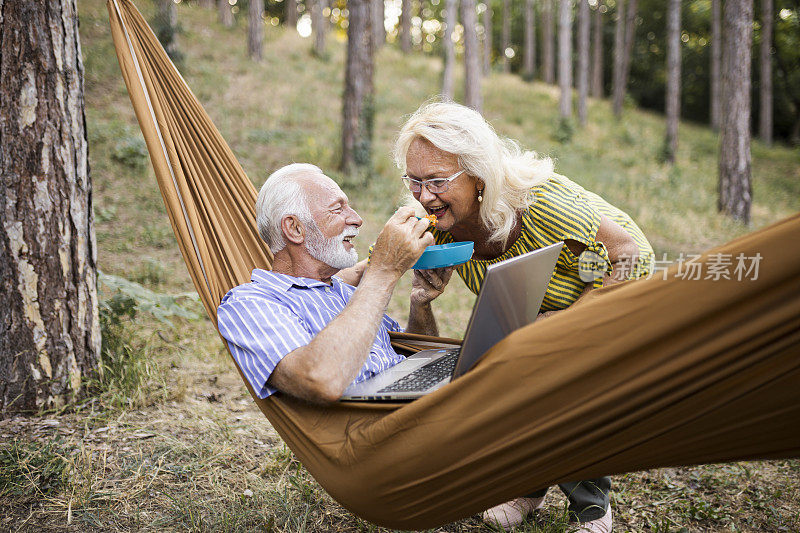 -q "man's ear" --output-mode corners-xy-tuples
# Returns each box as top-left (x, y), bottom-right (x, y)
(281, 215), (305, 245)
